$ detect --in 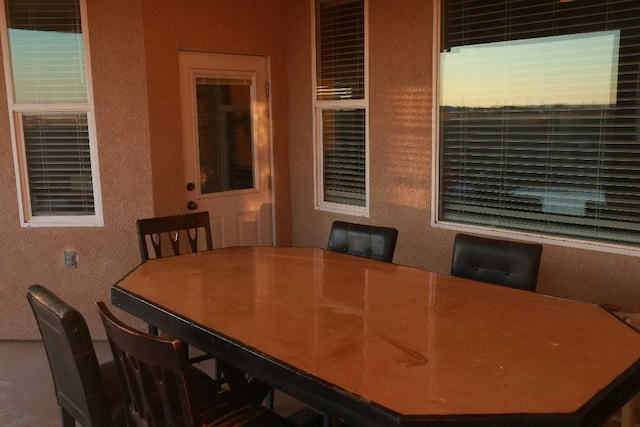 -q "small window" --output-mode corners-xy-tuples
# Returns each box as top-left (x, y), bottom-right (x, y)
(313, 0), (368, 215)
(437, 0), (640, 249)
(1, 0), (102, 227)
